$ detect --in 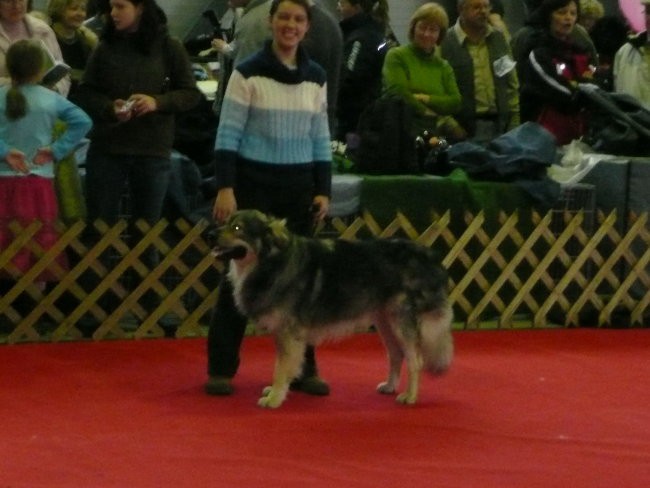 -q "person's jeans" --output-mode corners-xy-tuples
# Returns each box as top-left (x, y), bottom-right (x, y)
(84, 149), (172, 313)
(85, 149), (172, 226)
